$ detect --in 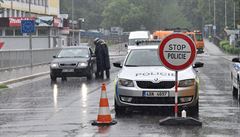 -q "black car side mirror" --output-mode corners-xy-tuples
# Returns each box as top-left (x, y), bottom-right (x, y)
(125, 44), (128, 48)
(232, 58), (240, 63)
(53, 55), (57, 58)
(91, 53), (96, 57)
(113, 62), (122, 68)
(193, 62), (204, 68)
